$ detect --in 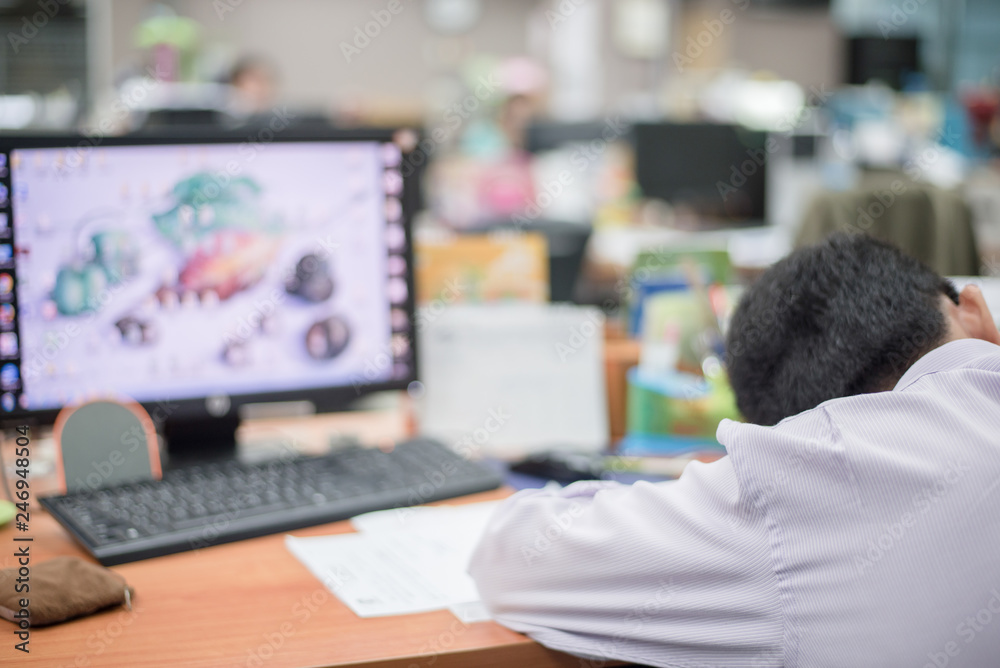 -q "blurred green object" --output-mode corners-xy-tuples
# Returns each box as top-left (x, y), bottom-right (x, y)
(153, 172), (281, 251)
(626, 367), (741, 444)
(641, 290), (703, 372)
(82, 263), (109, 299)
(52, 231), (138, 316)
(796, 172), (980, 277)
(640, 286), (742, 374)
(627, 248), (733, 335)
(632, 248), (732, 285)
(628, 270), (742, 443)
(0, 500), (14, 527)
(92, 231), (138, 283)
(53, 265), (89, 315)
(135, 14), (200, 51)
